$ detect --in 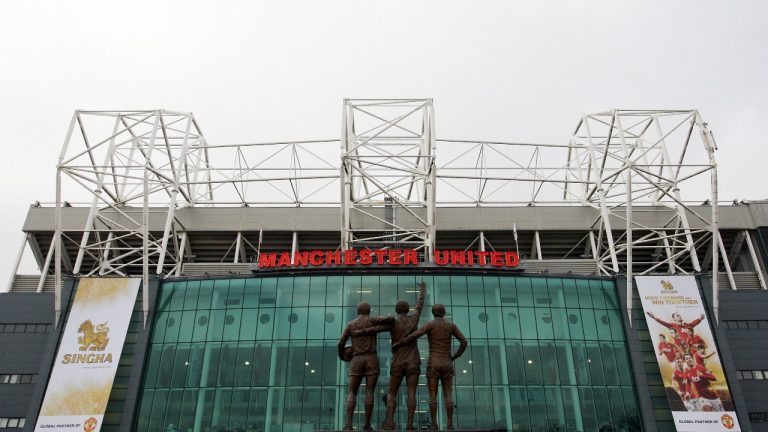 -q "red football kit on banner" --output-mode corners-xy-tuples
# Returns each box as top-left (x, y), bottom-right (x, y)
(658, 341), (678, 362)
(650, 315), (704, 341)
(673, 369), (690, 397)
(686, 364), (719, 400)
